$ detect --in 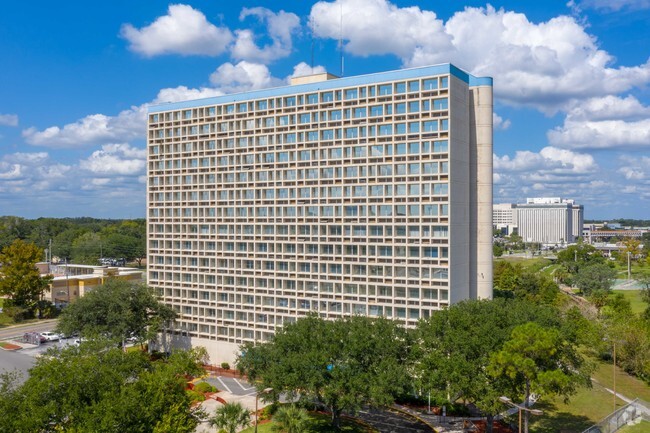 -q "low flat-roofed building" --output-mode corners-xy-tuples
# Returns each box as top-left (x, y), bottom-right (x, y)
(39, 263), (144, 307)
